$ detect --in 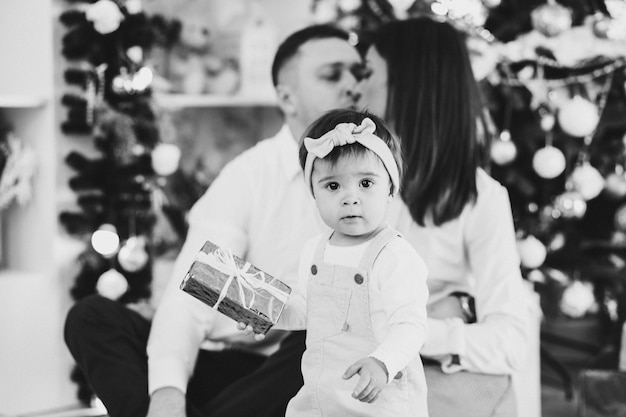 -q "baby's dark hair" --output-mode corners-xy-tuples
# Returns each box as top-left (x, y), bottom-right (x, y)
(299, 109), (403, 194)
